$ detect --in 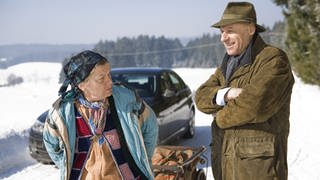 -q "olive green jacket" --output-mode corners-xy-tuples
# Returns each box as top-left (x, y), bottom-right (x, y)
(195, 35), (294, 180)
